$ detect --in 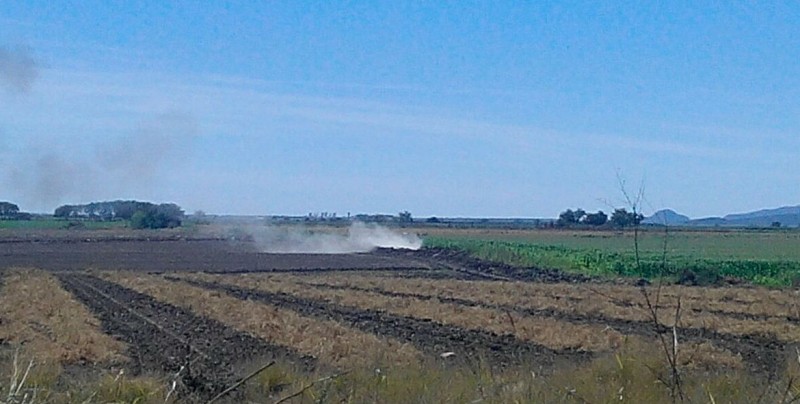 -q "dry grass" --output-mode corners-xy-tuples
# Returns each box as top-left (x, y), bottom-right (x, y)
(0, 269), (174, 403)
(182, 273), (627, 352)
(0, 269), (778, 402)
(0, 268), (127, 366)
(293, 273), (800, 343)
(103, 272), (423, 369)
